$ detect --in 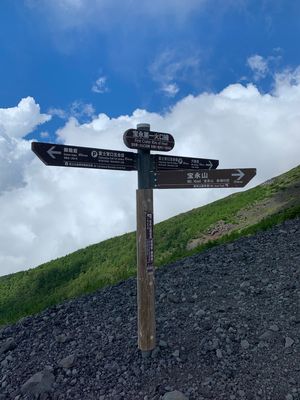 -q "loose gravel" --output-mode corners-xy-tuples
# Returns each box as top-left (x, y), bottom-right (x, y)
(1, 218), (300, 399)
